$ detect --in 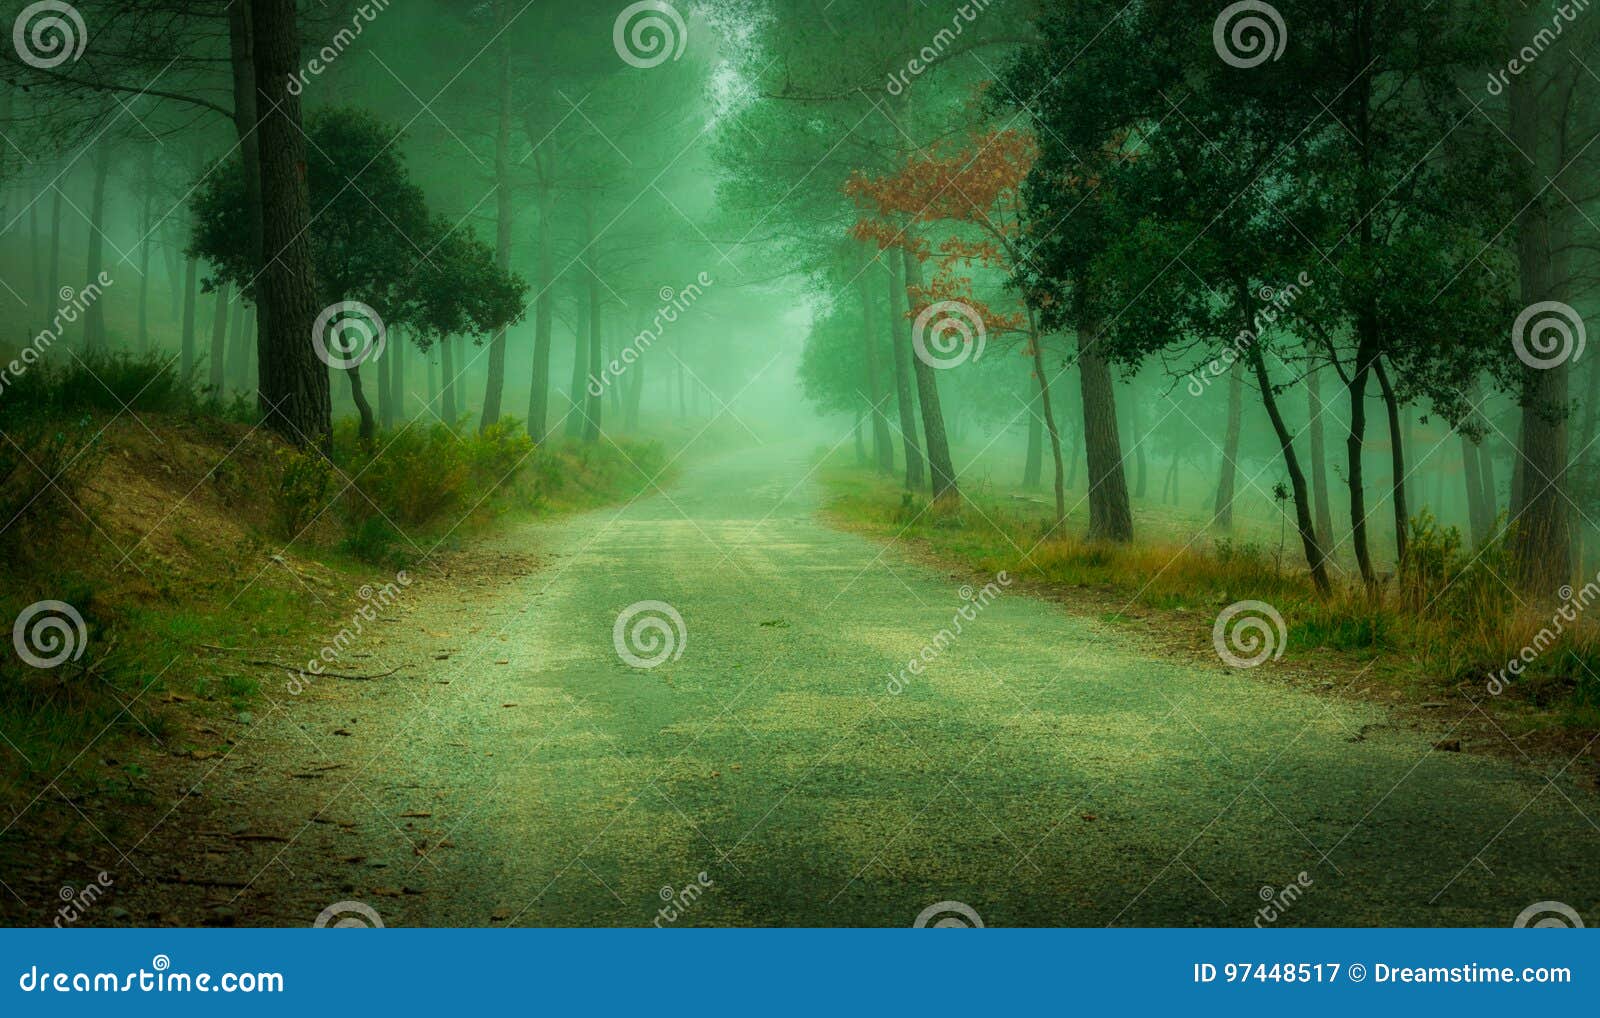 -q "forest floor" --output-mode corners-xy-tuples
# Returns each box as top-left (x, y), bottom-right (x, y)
(3, 445), (1599, 927)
